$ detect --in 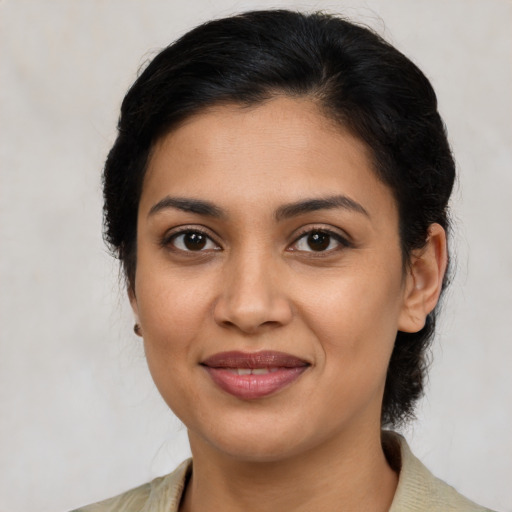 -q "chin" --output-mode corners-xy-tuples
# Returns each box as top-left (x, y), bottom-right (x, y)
(209, 433), (306, 463)
(187, 410), (321, 463)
